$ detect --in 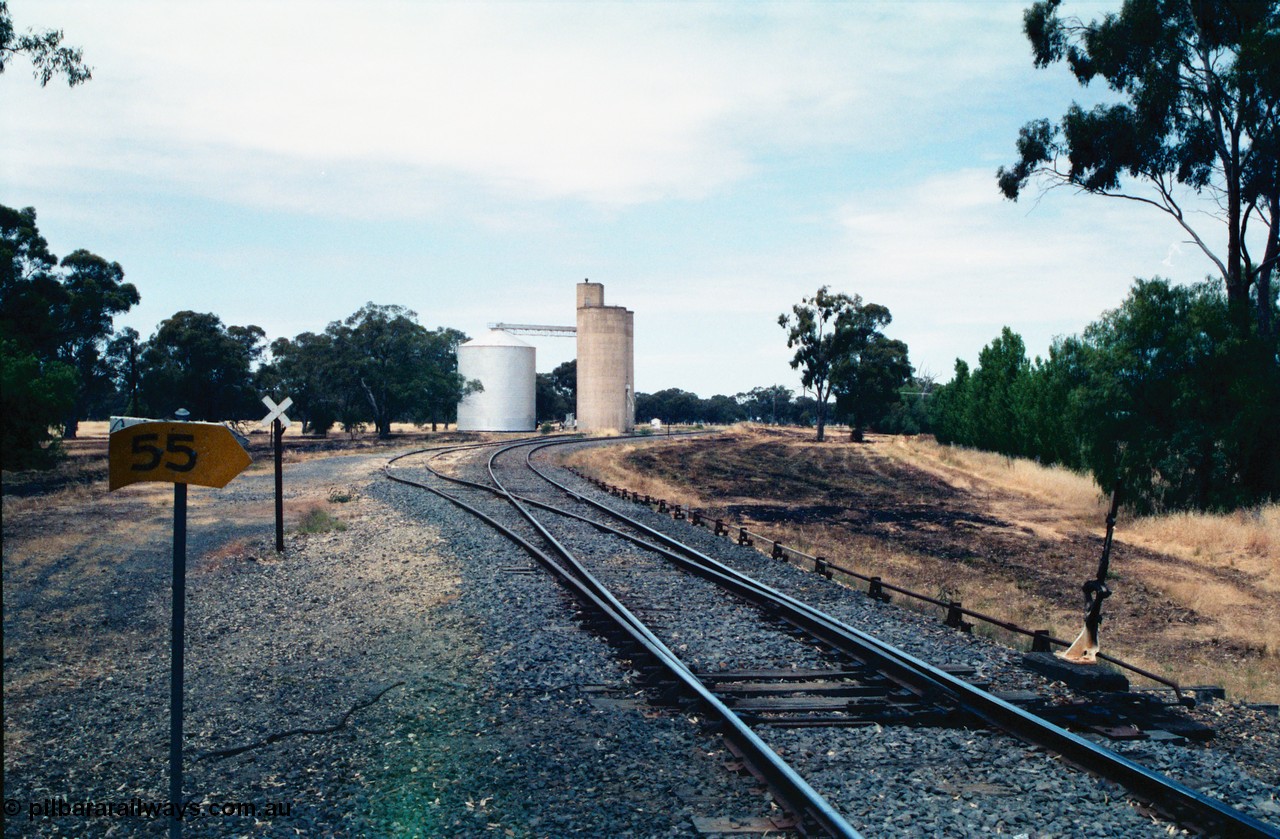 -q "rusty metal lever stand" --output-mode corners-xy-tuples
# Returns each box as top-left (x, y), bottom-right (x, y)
(1058, 489), (1120, 664)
